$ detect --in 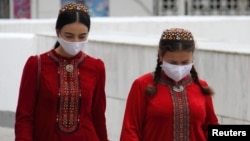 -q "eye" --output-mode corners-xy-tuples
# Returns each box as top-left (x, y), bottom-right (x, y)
(65, 35), (73, 39)
(182, 62), (189, 65)
(79, 36), (86, 40)
(79, 34), (87, 39)
(181, 60), (192, 65)
(168, 61), (178, 65)
(62, 32), (74, 39)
